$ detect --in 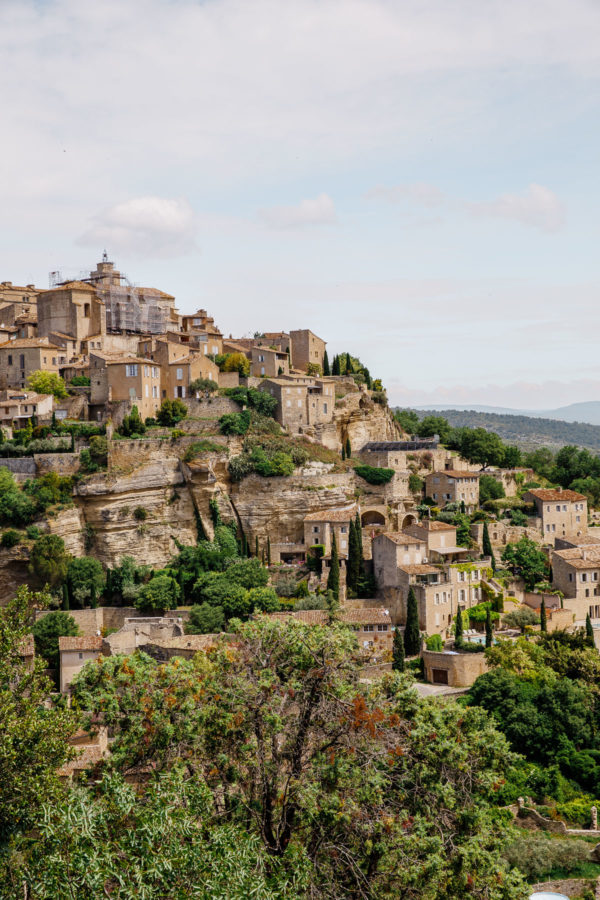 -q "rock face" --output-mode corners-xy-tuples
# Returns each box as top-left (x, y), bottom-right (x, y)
(335, 392), (401, 452)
